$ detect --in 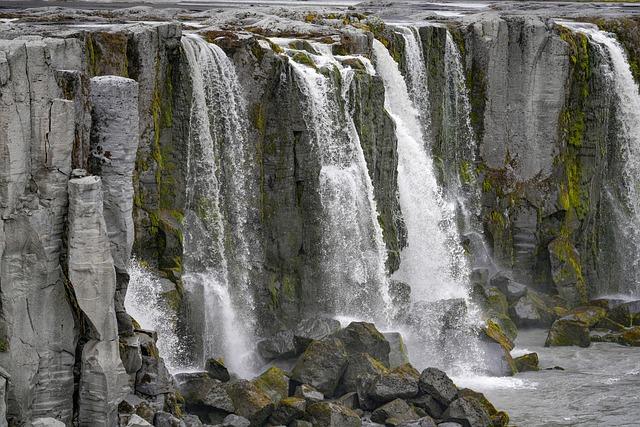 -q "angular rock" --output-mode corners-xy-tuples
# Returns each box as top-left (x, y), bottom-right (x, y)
(126, 414), (153, 427)
(510, 292), (556, 327)
(396, 416), (437, 427)
(120, 335), (143, 375)
(289, 421), (313, 427)
(514, 353), (539, 372)
(176, 372), (234, 422)
(257, 330), (297, 360)
(339, 352), (388, 395)
(370, 398), (419, 424)
(293, 317), (342, 350)
(153, 411), (181, 427)
(268, 396), (306, 425)
(294, 383), (324, 403)
(443, 397), (492, 427)
(384, 333), (410, 368)
(489, 271), (527, 303)
(620, 326), (640, 346)
(182, 415), (203, 427)
(221, 414), (251, 427)
(418, 368), (458, 406)
(307, 402), (361, 427)
(225, 380), (274, 426)
(545, 318), (590, 347)
(334, 322), (391, 367)
(608, 301), (640, 327)
(406, 395), (445, 419)
(252, 366), (288, 403)
(205, 358), (230, 382)
(564, 306), (607, 327)
(367, 364), (420, 403)
(458, 388), (509, 427)
(594, 317), (626, 332)
(291, 338), (348, 397)
(135, 356), (175, 396)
